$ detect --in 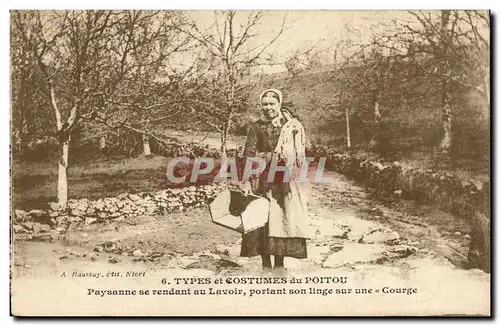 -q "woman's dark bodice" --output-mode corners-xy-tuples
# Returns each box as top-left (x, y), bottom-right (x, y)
(242, 118), (289, 201)
(243, 119), (283, 156)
